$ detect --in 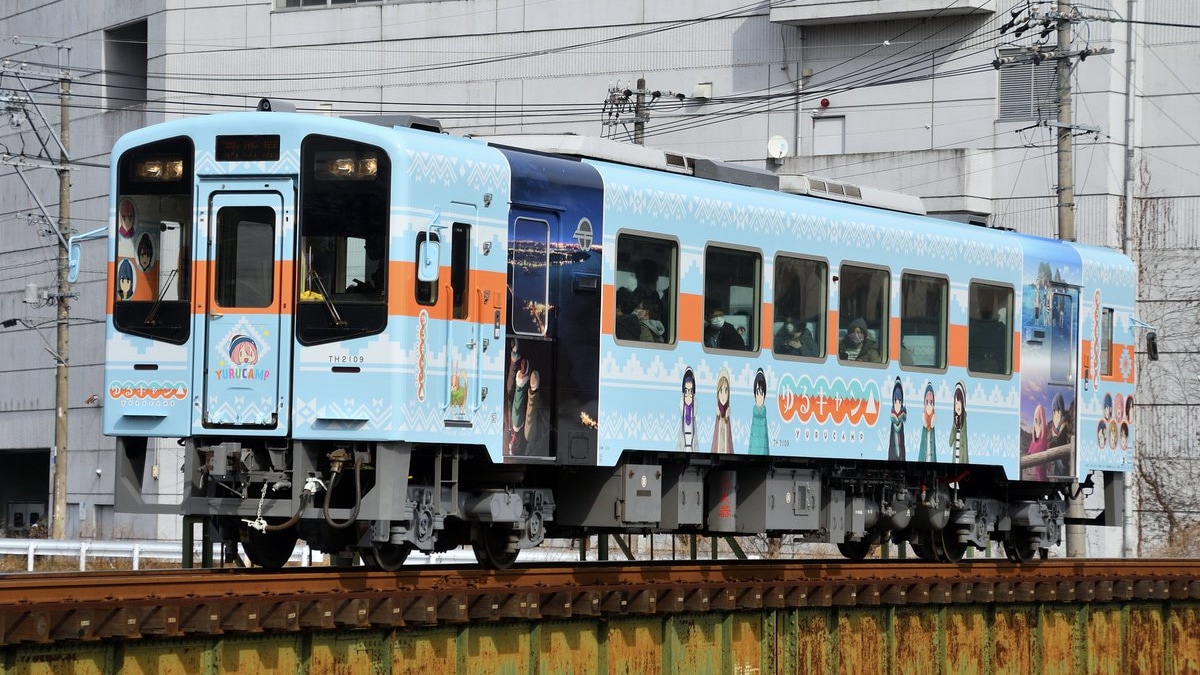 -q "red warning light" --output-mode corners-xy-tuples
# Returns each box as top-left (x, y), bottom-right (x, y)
(819, 98), (830, 108)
